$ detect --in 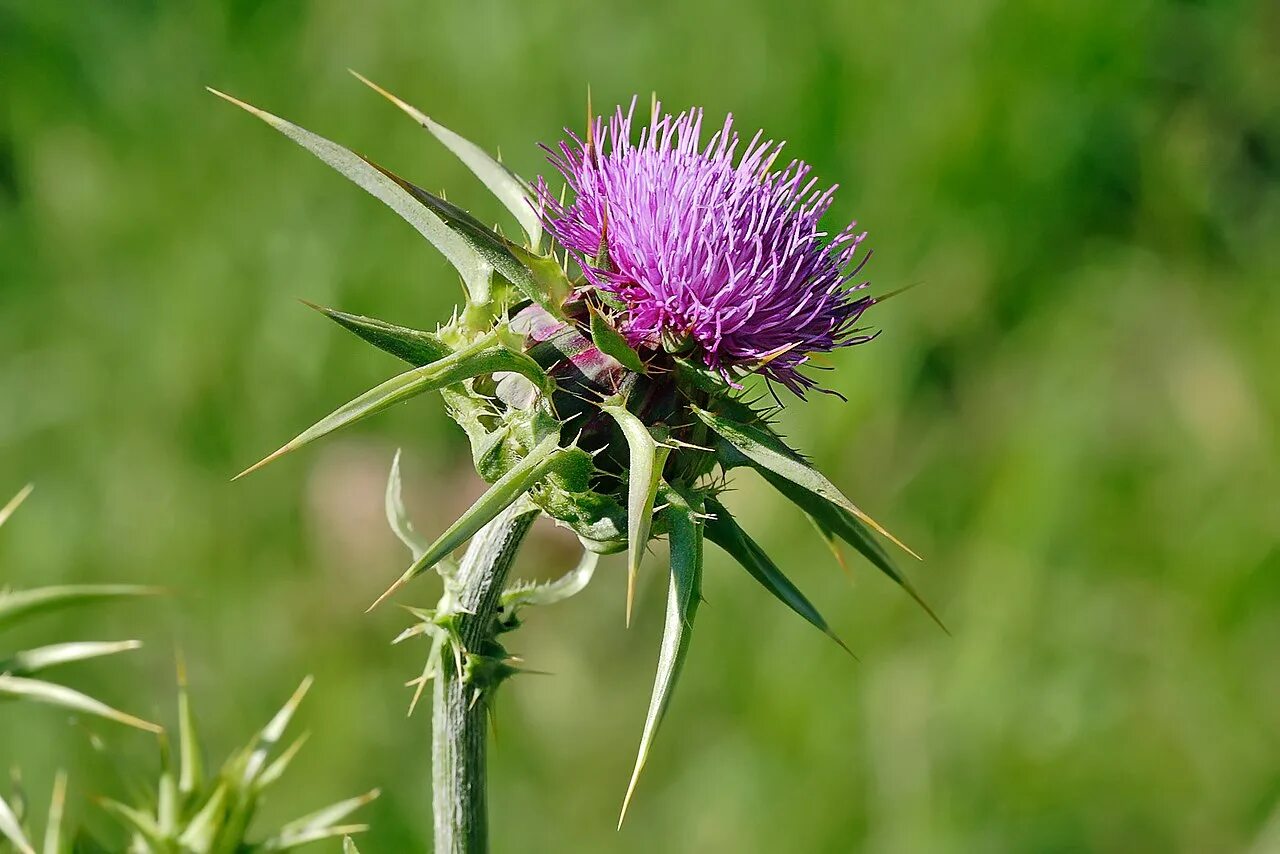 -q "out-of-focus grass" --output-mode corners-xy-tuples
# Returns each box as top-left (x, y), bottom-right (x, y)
(1, 1), (1277, 851)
